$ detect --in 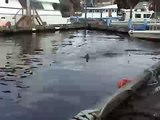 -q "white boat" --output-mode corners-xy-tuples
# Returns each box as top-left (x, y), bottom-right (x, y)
(129, 30), (160, 40)
(111, 2), (154, 26)
(0, 0), (70, 27)
(81, 4), (118, 19)
(129, 21), (160, 40)
(70, 4), (119, 21)
(119, 8), (154, 22)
